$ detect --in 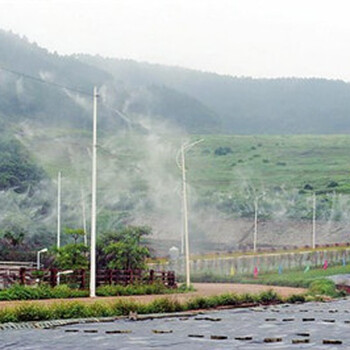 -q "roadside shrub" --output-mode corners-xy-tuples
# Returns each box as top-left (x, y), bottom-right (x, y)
(15, 304), (52, 322)
(0, 308), (18, 323)
(308, 279), (338, 297)
(0, 283), (182, 301)
(215, 293), (240, 306)
(51, 302), (91, 319)
(286, 294), (306, 303)
(238, 293), (256, 304)
(258, 290), (281, 303)
(147, 298), (184, 313)
(0, 289), (288, 324)
(187, 296), (212, 309)
(96, 283), (171, 297)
